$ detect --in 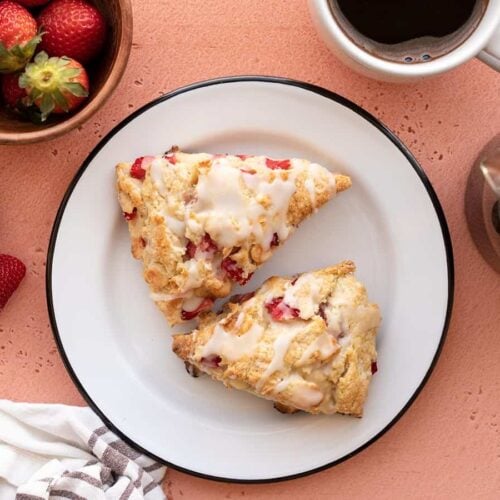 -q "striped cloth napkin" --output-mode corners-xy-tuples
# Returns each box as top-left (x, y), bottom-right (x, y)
(0, 400), (167, 499)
